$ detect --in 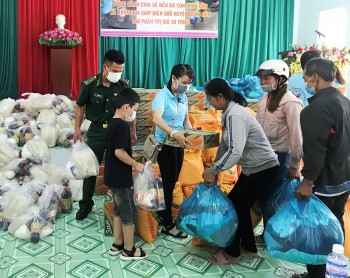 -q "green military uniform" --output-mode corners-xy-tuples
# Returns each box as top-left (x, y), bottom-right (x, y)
(76, 73), (129, 211)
